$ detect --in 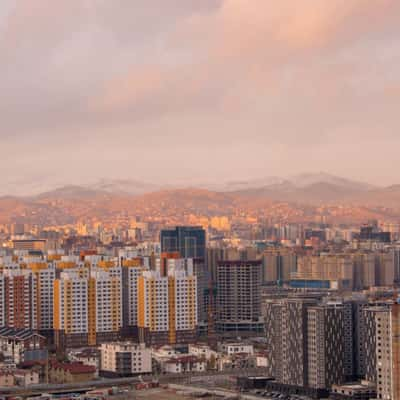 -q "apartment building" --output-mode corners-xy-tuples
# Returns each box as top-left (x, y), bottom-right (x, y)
(0, 275), (4, 327)
(262, 248), (297, 284)
(54, 267), (122, 349)
(351, 252), (376, 289)
(54, 271), (89, 348)
(375, 253), (395, 287)
(28, 263), (55, 333)
(216, 260), (264, 334)
(265, 296), (354, 390)
(121, 261), (143, 338)
(307, 304), (346, 389)
(89, 268), (122, 345)
(278, 298), (318, 387)
(3, 269), (37, 329)
(293, 254), (353, 289)
(137, 270), (169, 345)
(137, 262), (197, 346)
(374, 303), (400, 400)
(100, 342), (151, 377)
(362, 306), (389, 384)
